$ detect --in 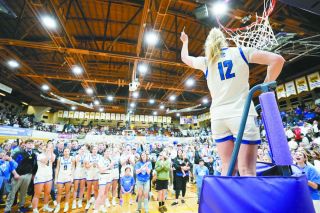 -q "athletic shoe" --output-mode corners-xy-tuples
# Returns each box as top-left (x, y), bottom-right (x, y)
(112, 198), (117, 206)
(63, 203), (69, 212)
(43, 205), (54, 212)
(72, 200), (77, 209)
(100, 205), (107, 213)
(129, 199), (134, 205)
(4, 211), (11, 213)
(53, 204), (60, 213)
(85, 202), (91, 210)
(105, 199), (111, 208)
(33, 209), (39, 213)
(18, 207), (31, 213)
(171, 201), (178, 206)
(163, 206), (168, 212)
(53, 201), (58, 207)
(89, 197), (95, 203)
(78, 200), (83, 208)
